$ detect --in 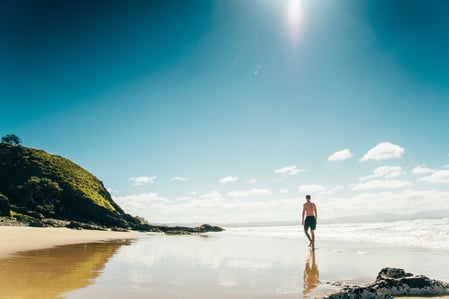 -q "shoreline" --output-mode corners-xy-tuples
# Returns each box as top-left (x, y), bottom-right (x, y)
(0, 226), (144, 259)
(2, 226), (448, 299)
